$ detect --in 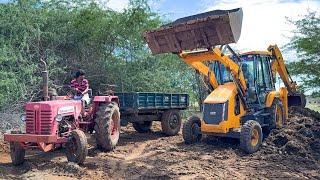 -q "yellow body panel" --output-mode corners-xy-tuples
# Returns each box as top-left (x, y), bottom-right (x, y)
(201, 82), (246, 133)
